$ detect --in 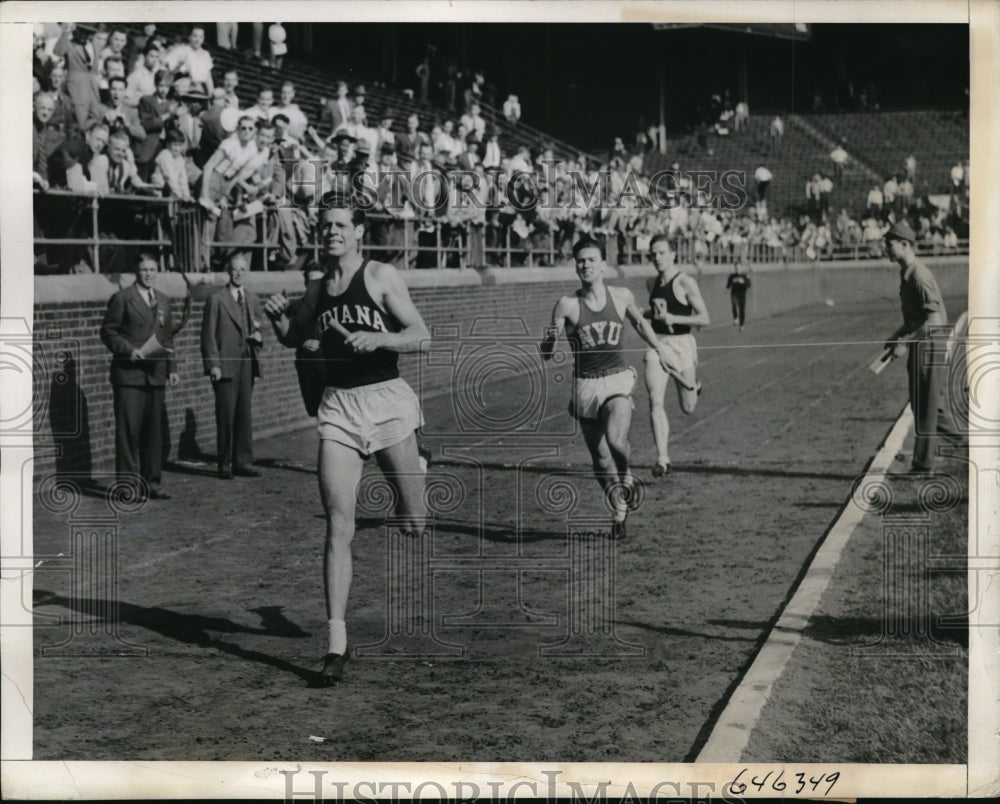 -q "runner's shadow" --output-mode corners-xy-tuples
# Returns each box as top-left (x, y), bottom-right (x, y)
(34, 589), (319, 684)
(256, 458), (317, 475)
(799, 613), (969, 649)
